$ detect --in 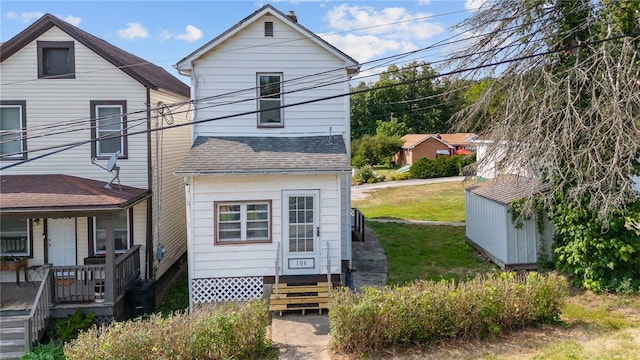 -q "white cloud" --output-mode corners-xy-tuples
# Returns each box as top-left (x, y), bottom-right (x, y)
(322, 4), (444, 63)
(175, 25), (203, 42)
(5, 11), (81, 25)
(116, 22), (149, 40)
(465, 0), (486, 11)
(418, 0), (432, 4)
(6, 11), (44, 23)
(61, 15), (81, 26)
(160, 25), (203, 42)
